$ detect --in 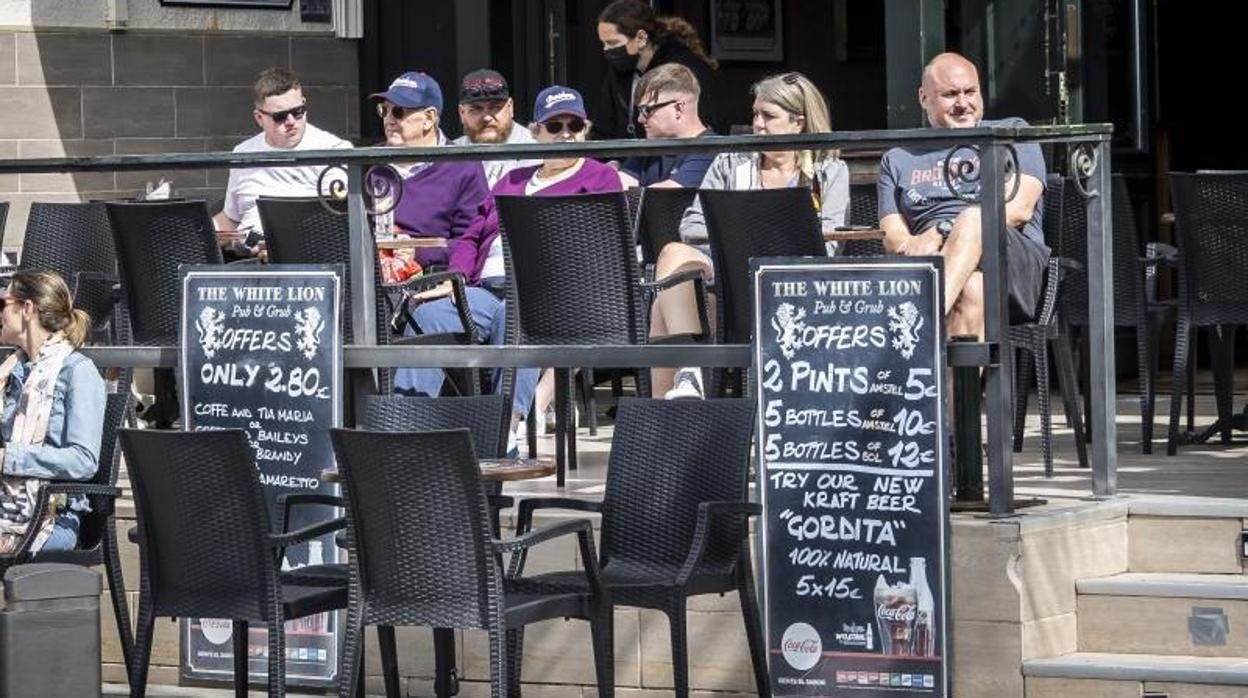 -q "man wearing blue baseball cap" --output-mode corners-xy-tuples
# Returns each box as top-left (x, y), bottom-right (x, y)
(371, 71), (491, 272)
(372, 71), (491, 398)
